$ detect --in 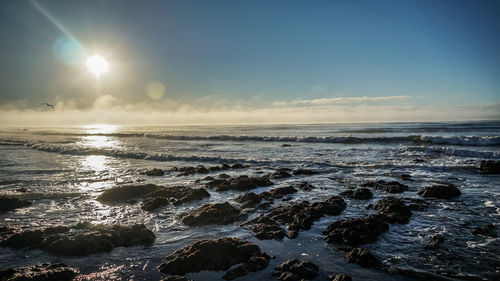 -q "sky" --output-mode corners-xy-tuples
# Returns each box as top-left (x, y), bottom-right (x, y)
(0, 0), (499, 125)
